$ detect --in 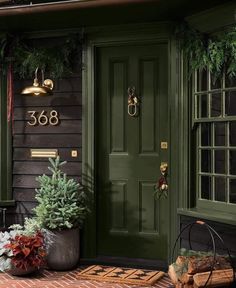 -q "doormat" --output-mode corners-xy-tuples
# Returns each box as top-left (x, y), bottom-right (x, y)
(77, 265), (165, 286)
